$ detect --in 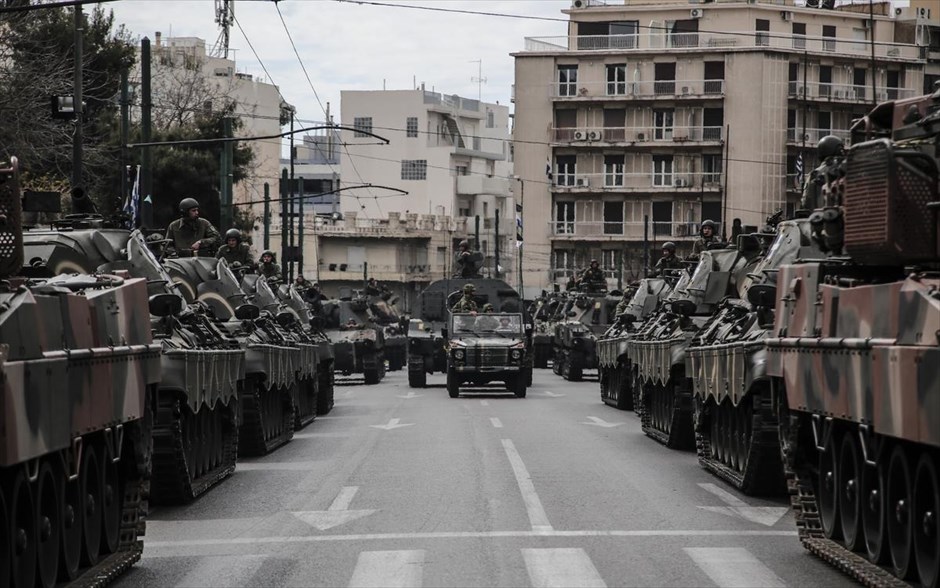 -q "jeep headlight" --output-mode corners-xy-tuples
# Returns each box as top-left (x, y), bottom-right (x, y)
(454, 349), (465, 360)
(510, 349), (521, 360)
